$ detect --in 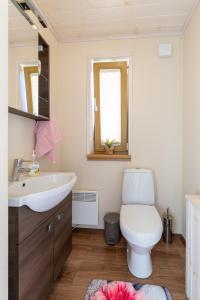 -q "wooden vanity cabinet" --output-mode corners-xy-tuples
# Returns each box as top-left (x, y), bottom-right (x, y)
(9, 193), (72, 300)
